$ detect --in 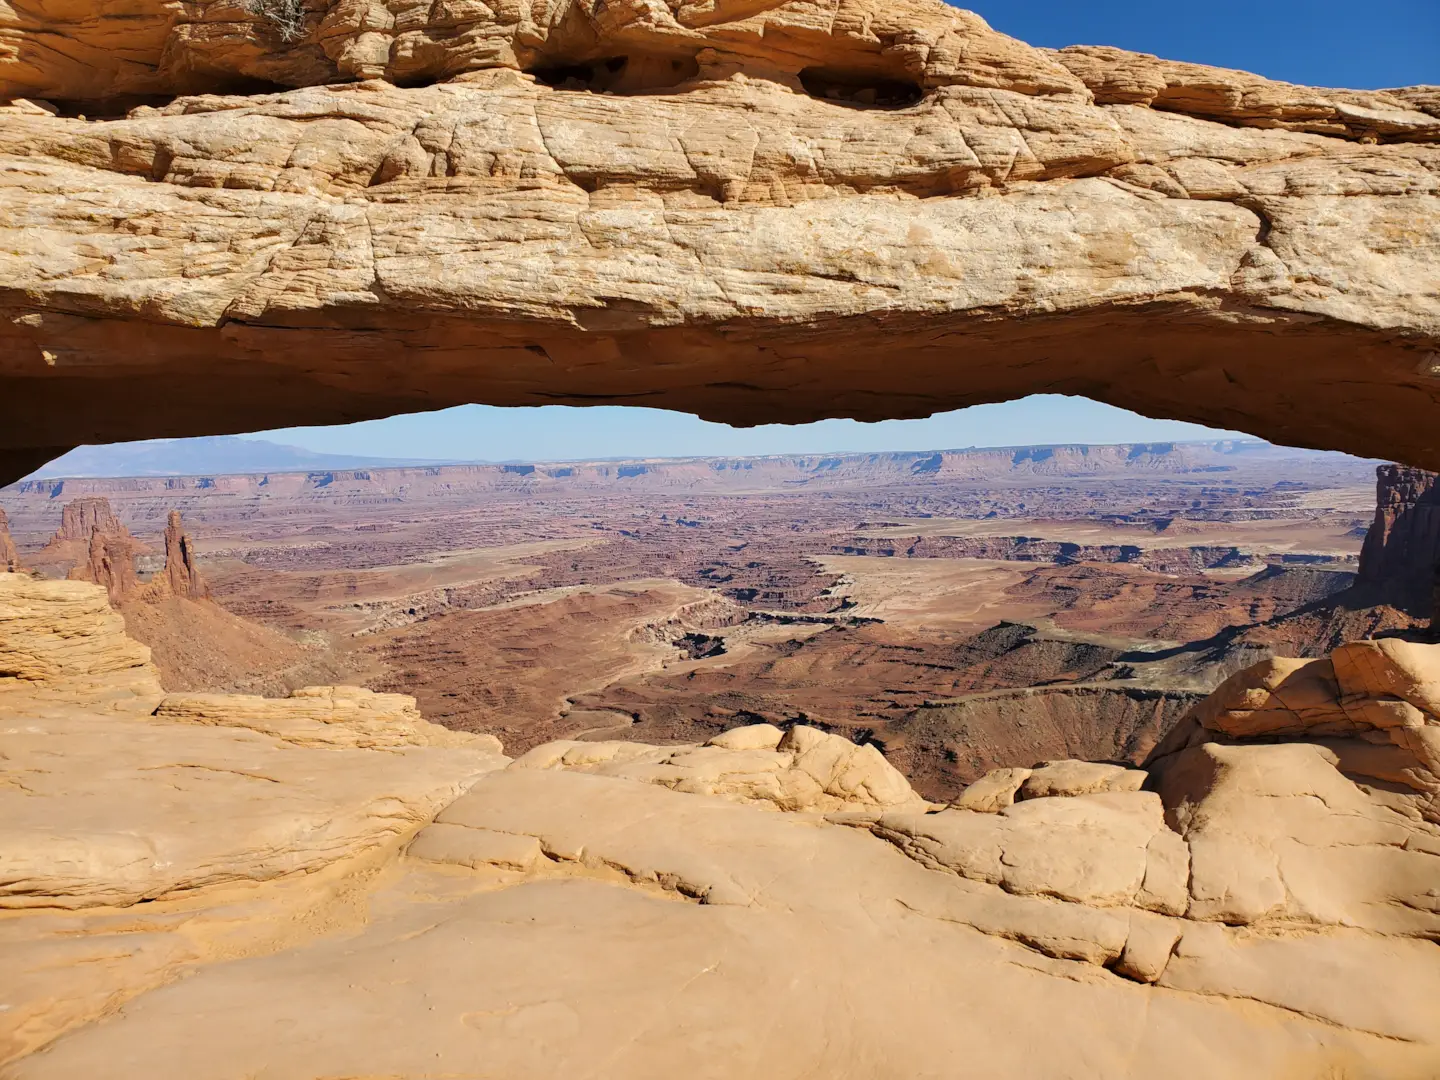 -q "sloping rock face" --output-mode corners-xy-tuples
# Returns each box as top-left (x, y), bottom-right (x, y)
(1, 1), (1438, 478)
(2, 577), (1439, 1076)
